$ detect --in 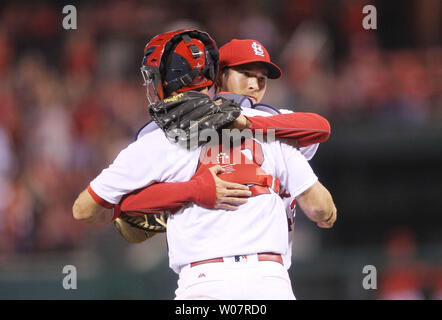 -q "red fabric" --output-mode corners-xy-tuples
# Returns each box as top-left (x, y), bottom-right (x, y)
(217, 163), (264, 184)
(247, 112), (331, 147)
(197, 137), (279, 195)
(216, 163), (280, 194)
(191, 169), (218, 208)
(87, 185), (114, 209)
(219, 39), (282, 79)
(118, 168), (217, 214)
